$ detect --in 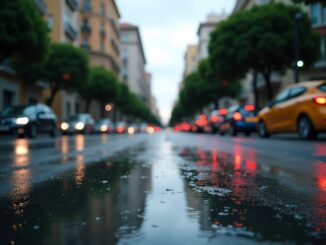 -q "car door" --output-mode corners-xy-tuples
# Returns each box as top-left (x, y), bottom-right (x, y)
(278, 86), (307, 132)
(265, 89), (290, 132)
